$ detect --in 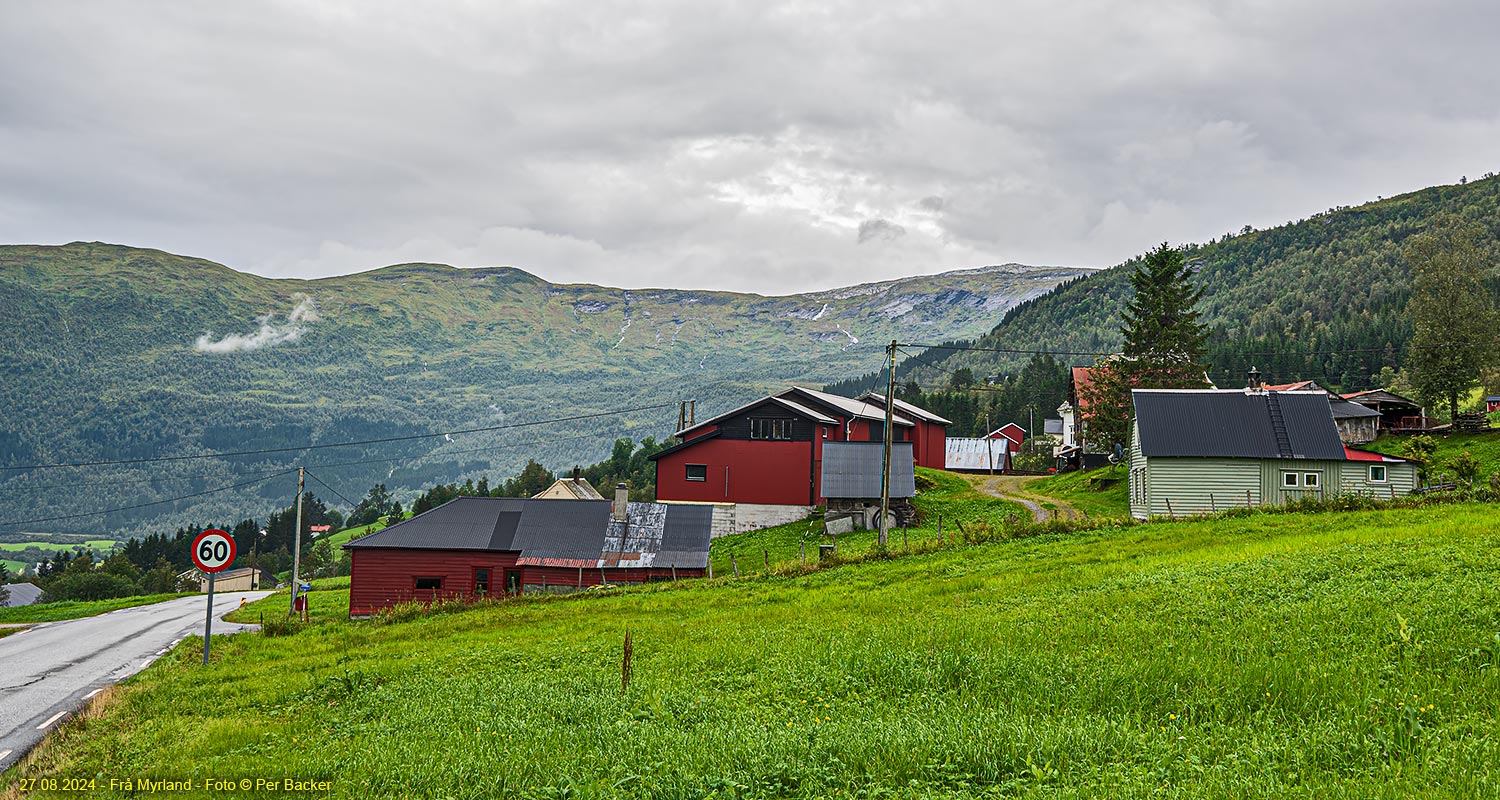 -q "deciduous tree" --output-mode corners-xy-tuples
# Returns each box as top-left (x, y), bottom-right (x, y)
(1404, 217), (1500, 421)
